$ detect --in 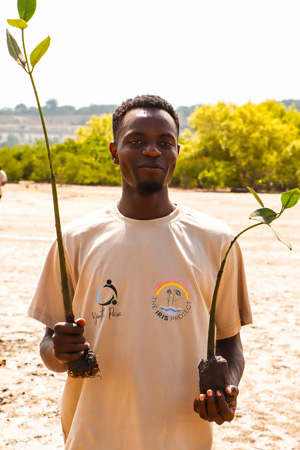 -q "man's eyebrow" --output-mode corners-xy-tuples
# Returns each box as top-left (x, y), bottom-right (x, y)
(158, 133), (176, 139)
